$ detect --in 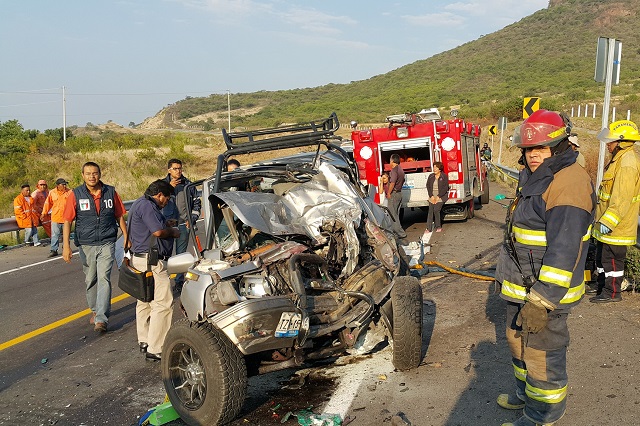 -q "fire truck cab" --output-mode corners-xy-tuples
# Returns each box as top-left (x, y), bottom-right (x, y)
(351, 108), (489, 221)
